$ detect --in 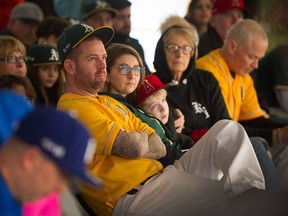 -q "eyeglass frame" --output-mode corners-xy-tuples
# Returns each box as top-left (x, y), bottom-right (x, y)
(110, 64), (145, 76)
(0, 56), (28, 63)
(164, 44), (195, 54)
